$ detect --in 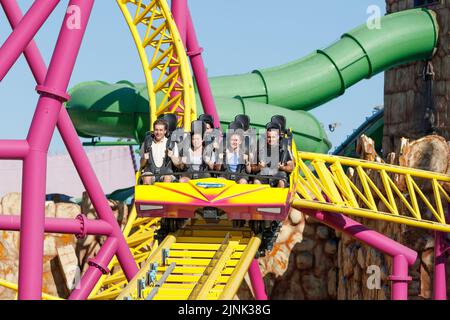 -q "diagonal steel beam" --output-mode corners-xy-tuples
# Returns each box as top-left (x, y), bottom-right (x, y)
(0, 0), (60, 81)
